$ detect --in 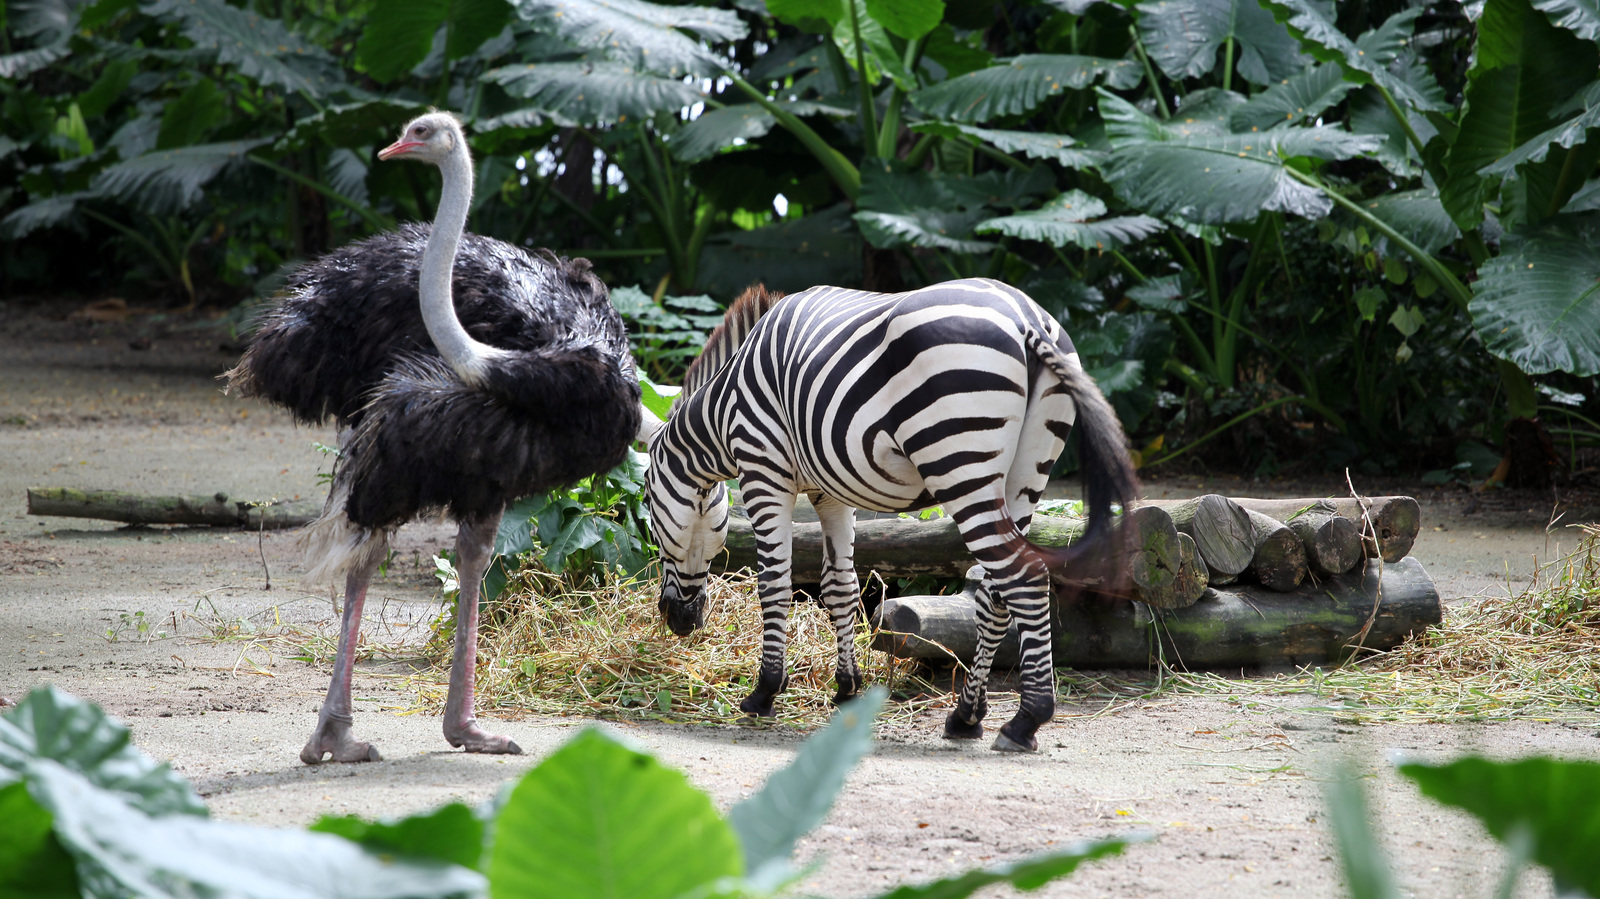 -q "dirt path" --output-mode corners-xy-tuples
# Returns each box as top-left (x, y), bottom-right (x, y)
(2, 299), (1594, 898)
